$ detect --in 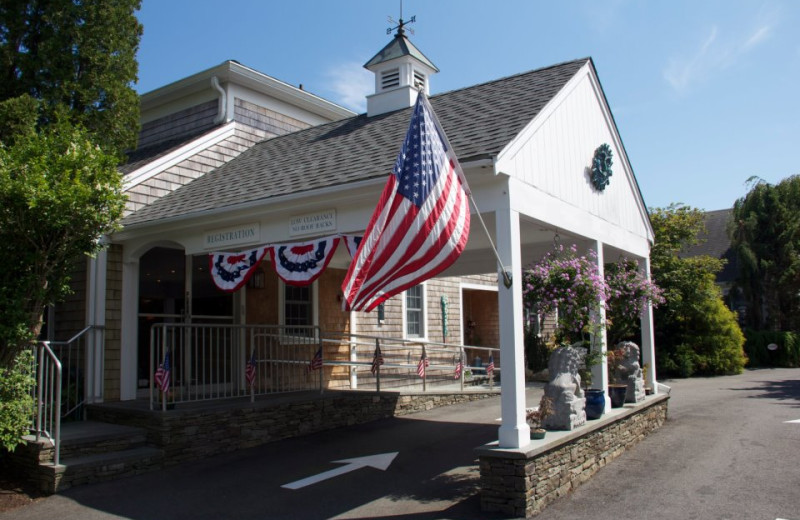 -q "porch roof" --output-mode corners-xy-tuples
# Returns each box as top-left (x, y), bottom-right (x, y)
(122, 58), (589, 228)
